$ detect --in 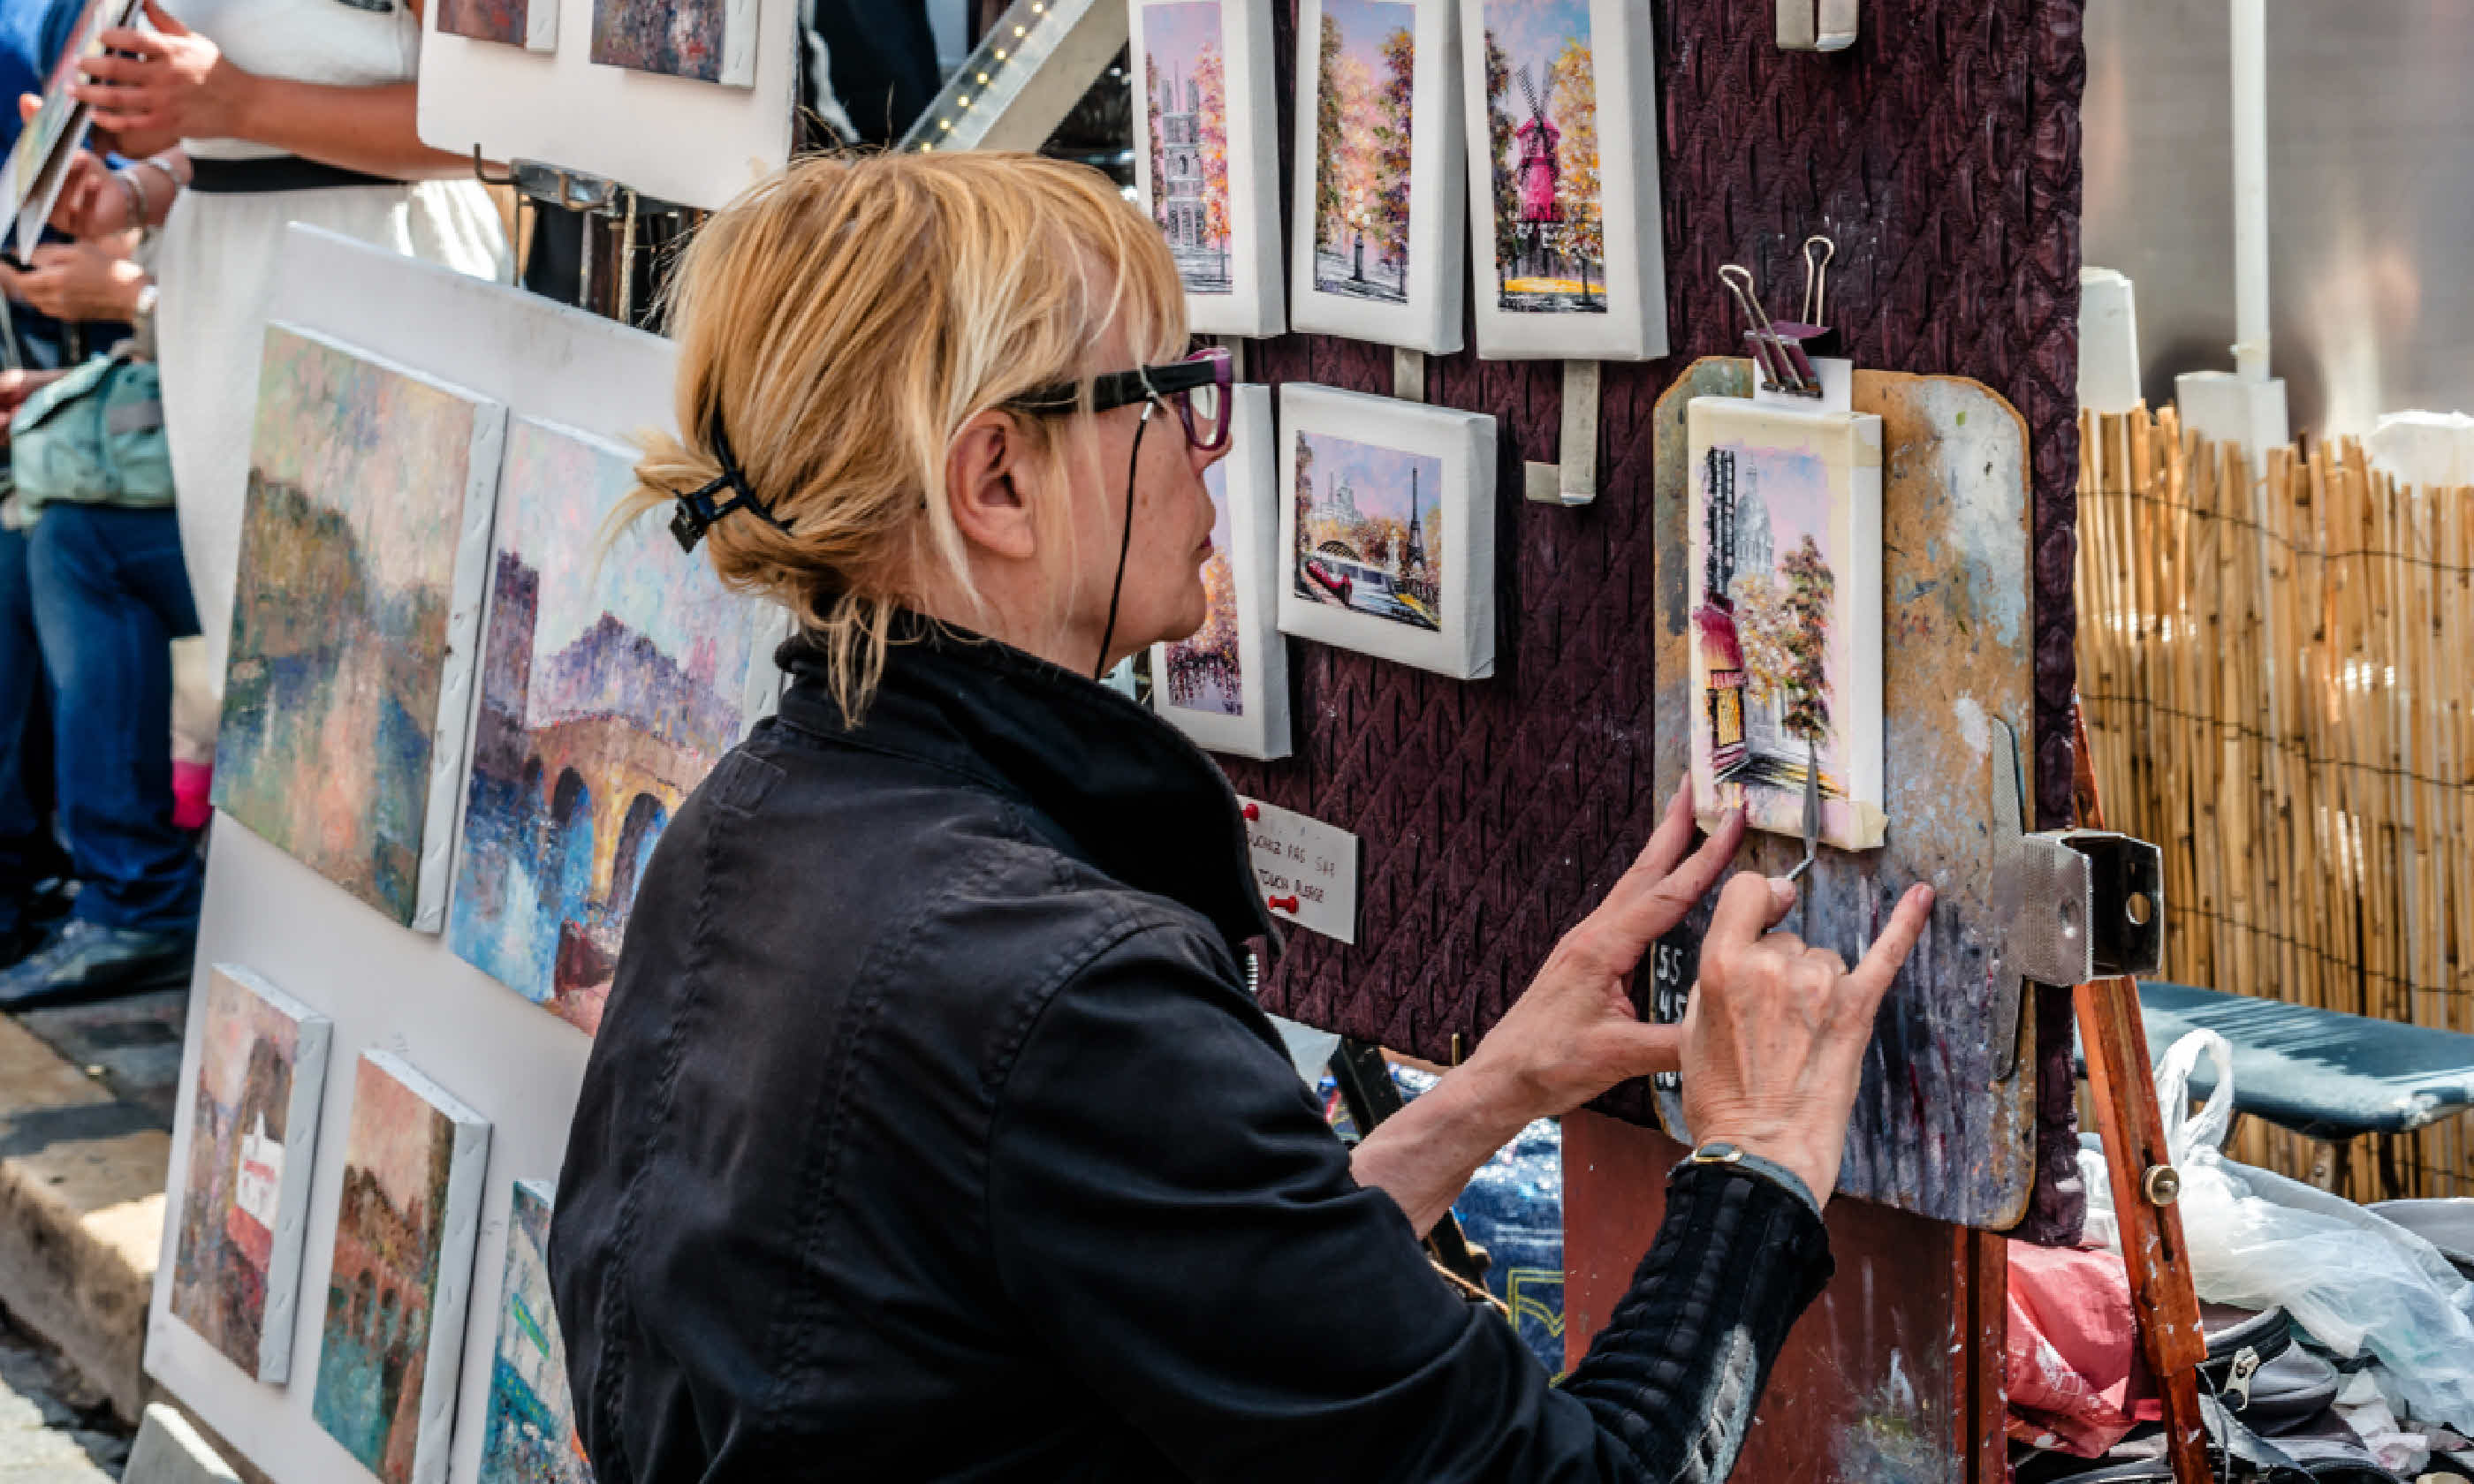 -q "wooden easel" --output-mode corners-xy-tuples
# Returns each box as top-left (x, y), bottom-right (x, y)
(2073, 706), (2213, 1483)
